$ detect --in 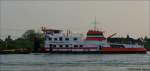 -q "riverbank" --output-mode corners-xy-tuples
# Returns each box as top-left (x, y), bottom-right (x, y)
(0, 48), (32, 54)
